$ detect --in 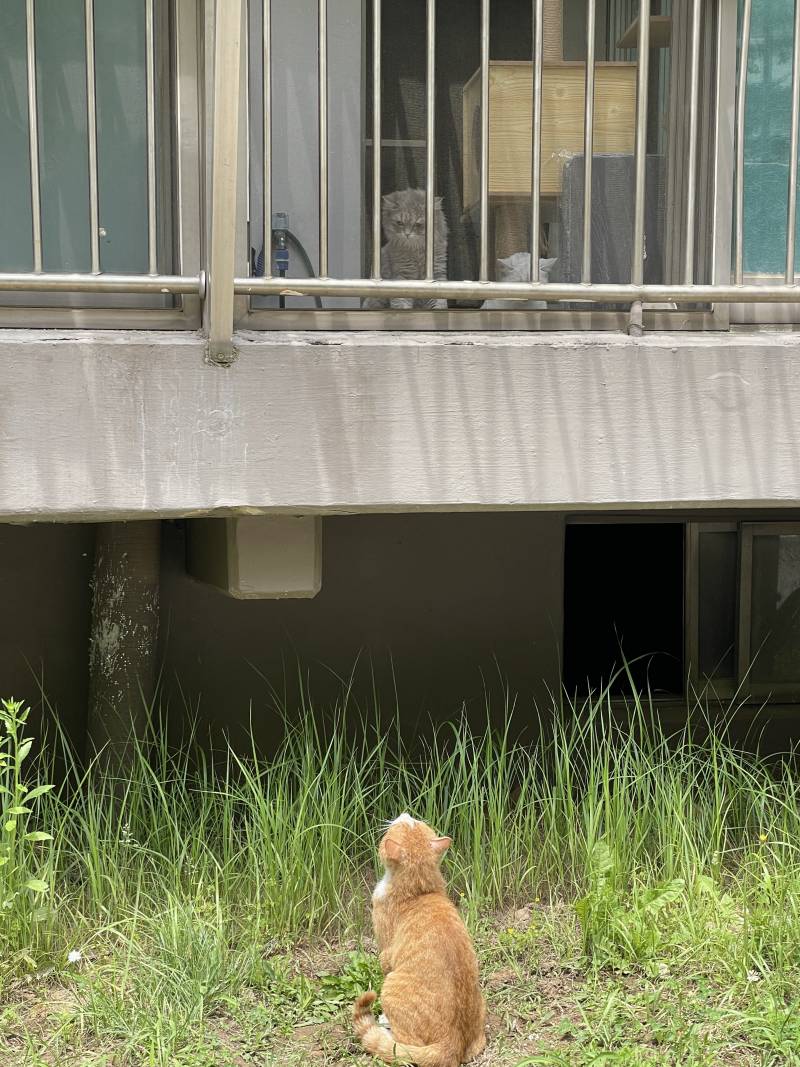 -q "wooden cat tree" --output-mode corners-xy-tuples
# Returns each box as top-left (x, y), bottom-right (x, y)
(461, 0), (637, 275)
